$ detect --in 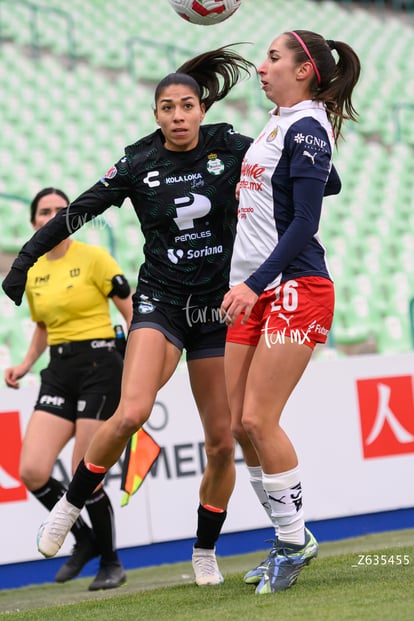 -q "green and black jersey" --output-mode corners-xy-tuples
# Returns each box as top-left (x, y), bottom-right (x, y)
(17, 123), (252, 307)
